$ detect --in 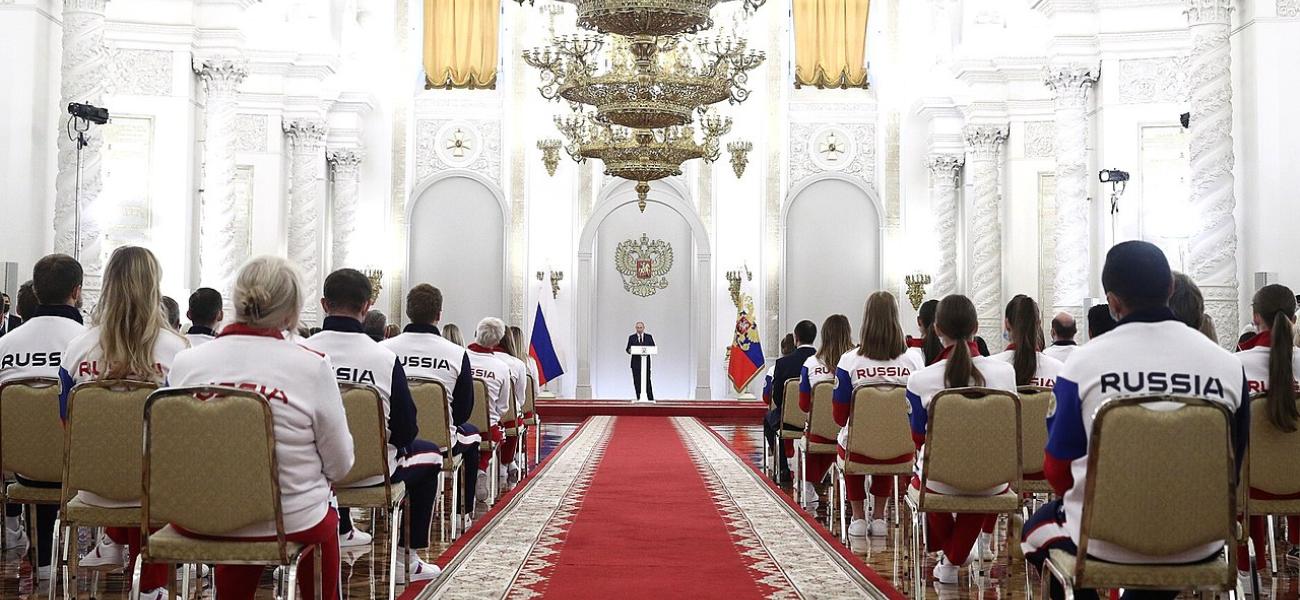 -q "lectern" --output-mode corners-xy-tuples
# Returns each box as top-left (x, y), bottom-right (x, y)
(629, 345), (658, 403)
